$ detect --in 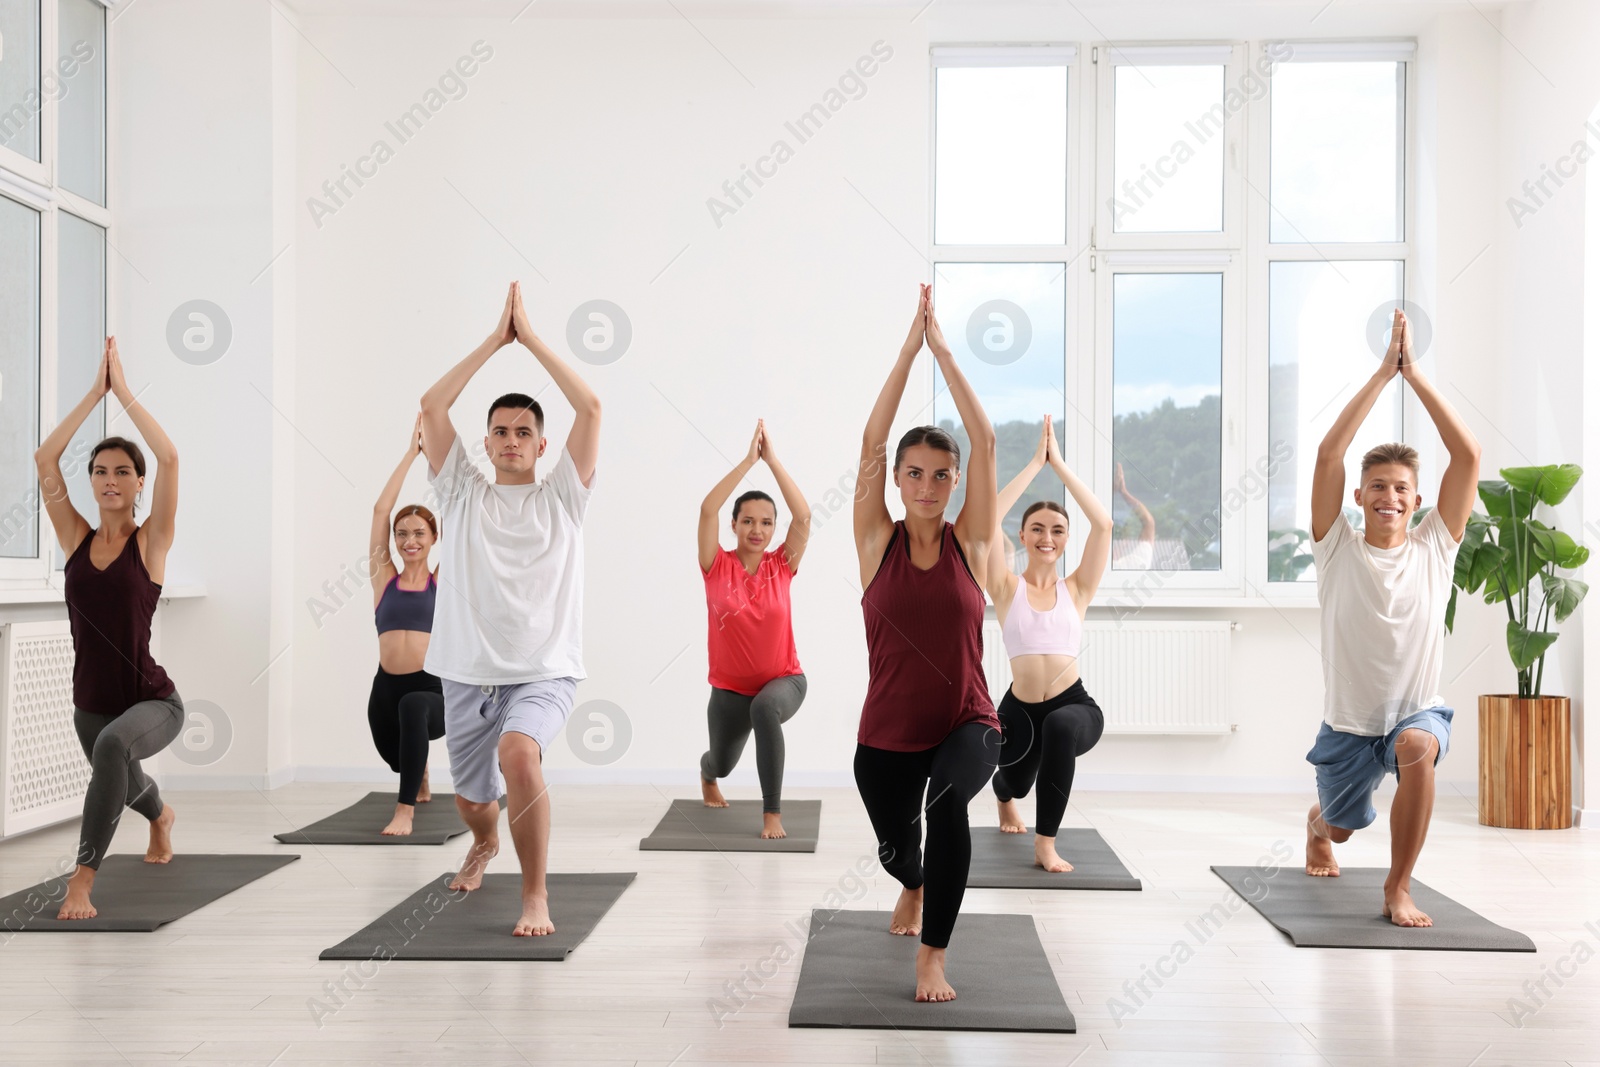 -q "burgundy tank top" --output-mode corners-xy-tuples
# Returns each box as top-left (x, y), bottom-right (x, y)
(62, 530), (175, 716)
(858, 521), (999, 751)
